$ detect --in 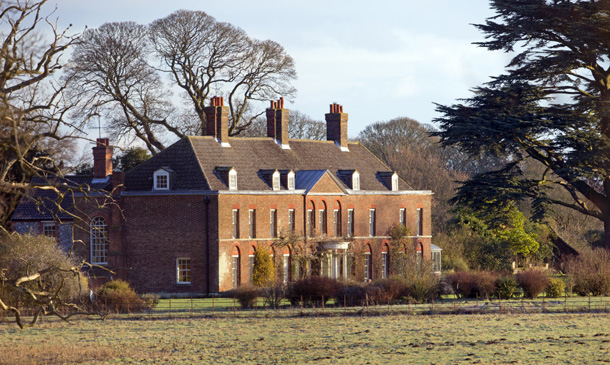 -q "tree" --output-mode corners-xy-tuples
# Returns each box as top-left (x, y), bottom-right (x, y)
(68, 10), (297, 154)
(433, 1), (610, 250)
(241, 110), (326, 140)
(115, 146), (150, 172)
(251, 248), (275, 287)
